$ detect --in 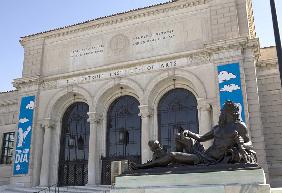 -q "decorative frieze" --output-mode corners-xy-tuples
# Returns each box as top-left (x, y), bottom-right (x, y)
(211, 50), (242, 61)
(40, 81), (58, 90)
